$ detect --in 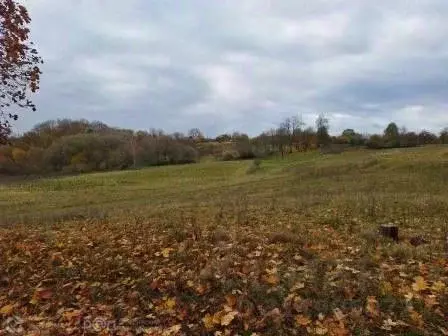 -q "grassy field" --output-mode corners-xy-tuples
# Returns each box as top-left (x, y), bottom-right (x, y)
(0, 146), (447, 335)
